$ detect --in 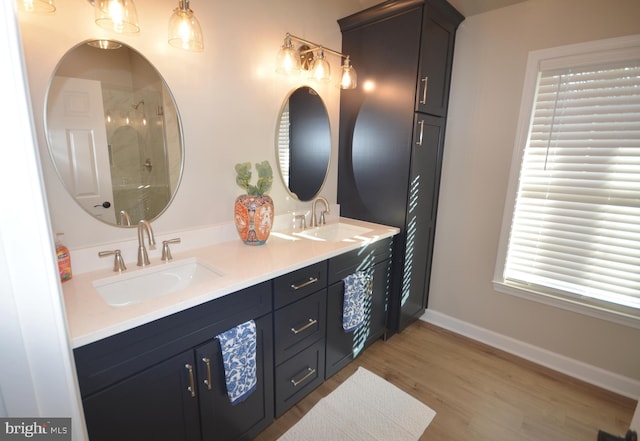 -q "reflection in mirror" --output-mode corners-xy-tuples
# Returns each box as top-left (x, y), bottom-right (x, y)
(276, 86), (330, 202)
(45, 40), (183, 227)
